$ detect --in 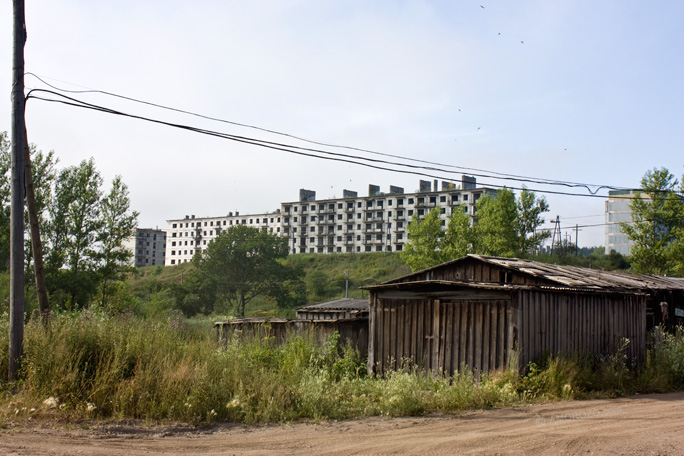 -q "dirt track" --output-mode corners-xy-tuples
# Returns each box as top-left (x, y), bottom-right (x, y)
(1, 392), (683, 455)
